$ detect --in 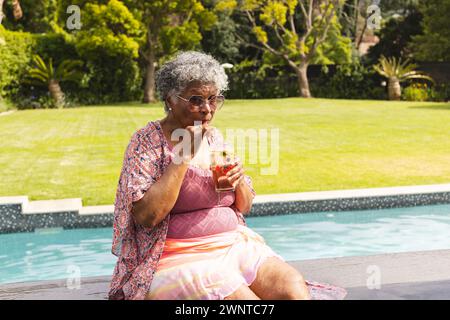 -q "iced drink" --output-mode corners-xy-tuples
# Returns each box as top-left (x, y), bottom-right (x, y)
(210, 150), (236, 192)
